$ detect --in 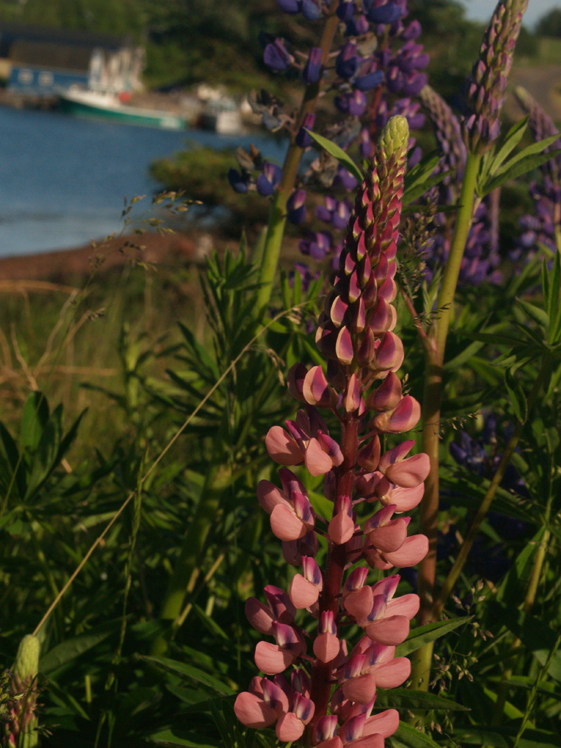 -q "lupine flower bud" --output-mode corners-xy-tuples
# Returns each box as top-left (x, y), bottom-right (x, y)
(4, 635), (41, 748)
(464, 0), (529, 153)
